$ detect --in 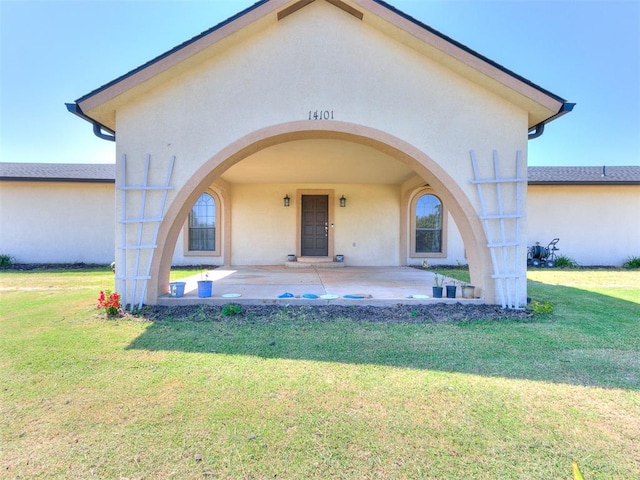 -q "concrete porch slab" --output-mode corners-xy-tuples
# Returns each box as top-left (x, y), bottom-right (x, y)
(159, 266), (482, 307)
(284, 261), (345, 269)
